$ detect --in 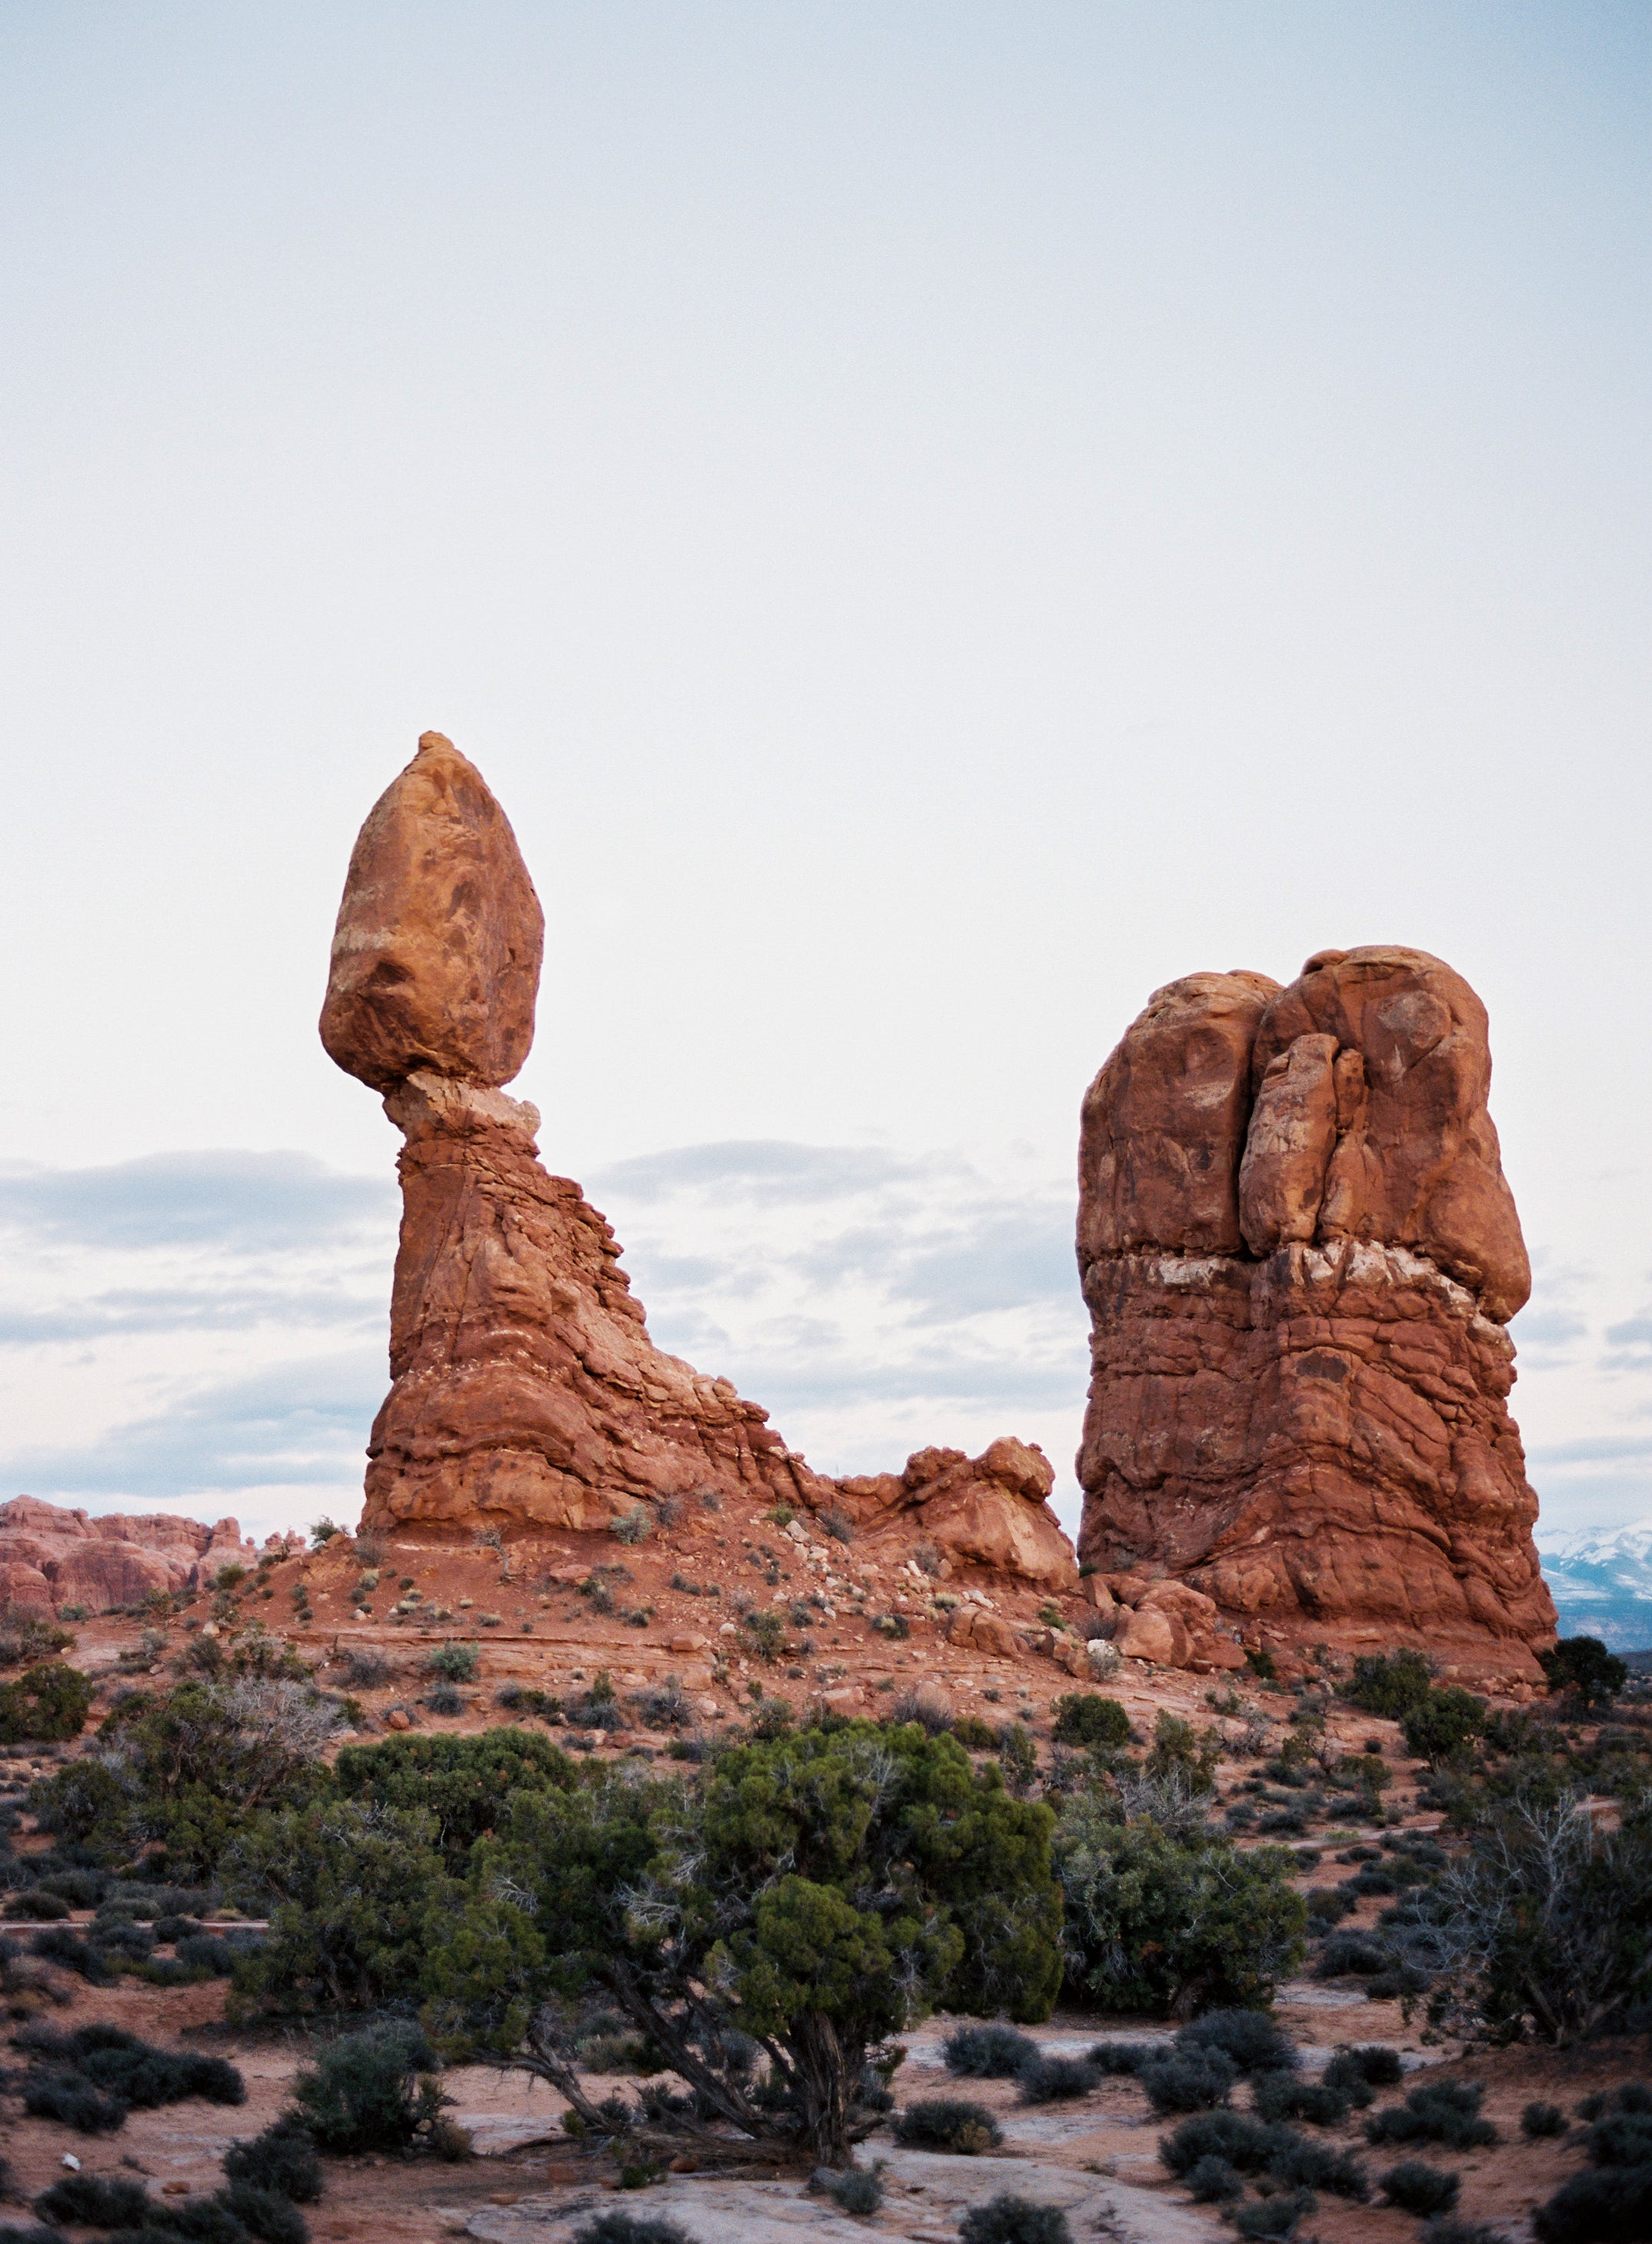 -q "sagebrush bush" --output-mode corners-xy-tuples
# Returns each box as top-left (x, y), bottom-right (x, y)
(1175, 2007), (1295, 2077)
(1366, 2079), (1497, 2150)
(1268, 2135), (1368, 2199)
(1086, 2040), (1150, 2075)
(1140, 2048), (1239, 2113)
(1325, 2045), (1402, 2096)
(34, 2172), (151, 2225)
(1522, 2100), (1569, 2139)
(293, 2020), (448, 2152)
(427, 1643), (478, 1683)
(0, 1663), (94, 1745)
(958, 2194), (1073, 2244)
(1534, 2165), (1652, 2244)
(942, 2023), (1039, 2077)
(1185, 2153), (1242, 2201)
(1159, 2109), (1281, 2178)
(889, 1684), (953, 1734)
(1402, 1686), (1487, 1765)
(1344, 1650), (1434, 1717)
(222, 2116), (324, 2202)
(1017, 2054), (1100, 2104)
(18, 2023), (245, 2132)
(1383, 2161), (1460, 2216)
(892, 2098), (1003, 2152)
(826, 2166), (884, 2216)
(1233, 2189), (1316, 2239)
(1252, 2074), (1348, 2126)
(571, 2214), (692, 2244)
